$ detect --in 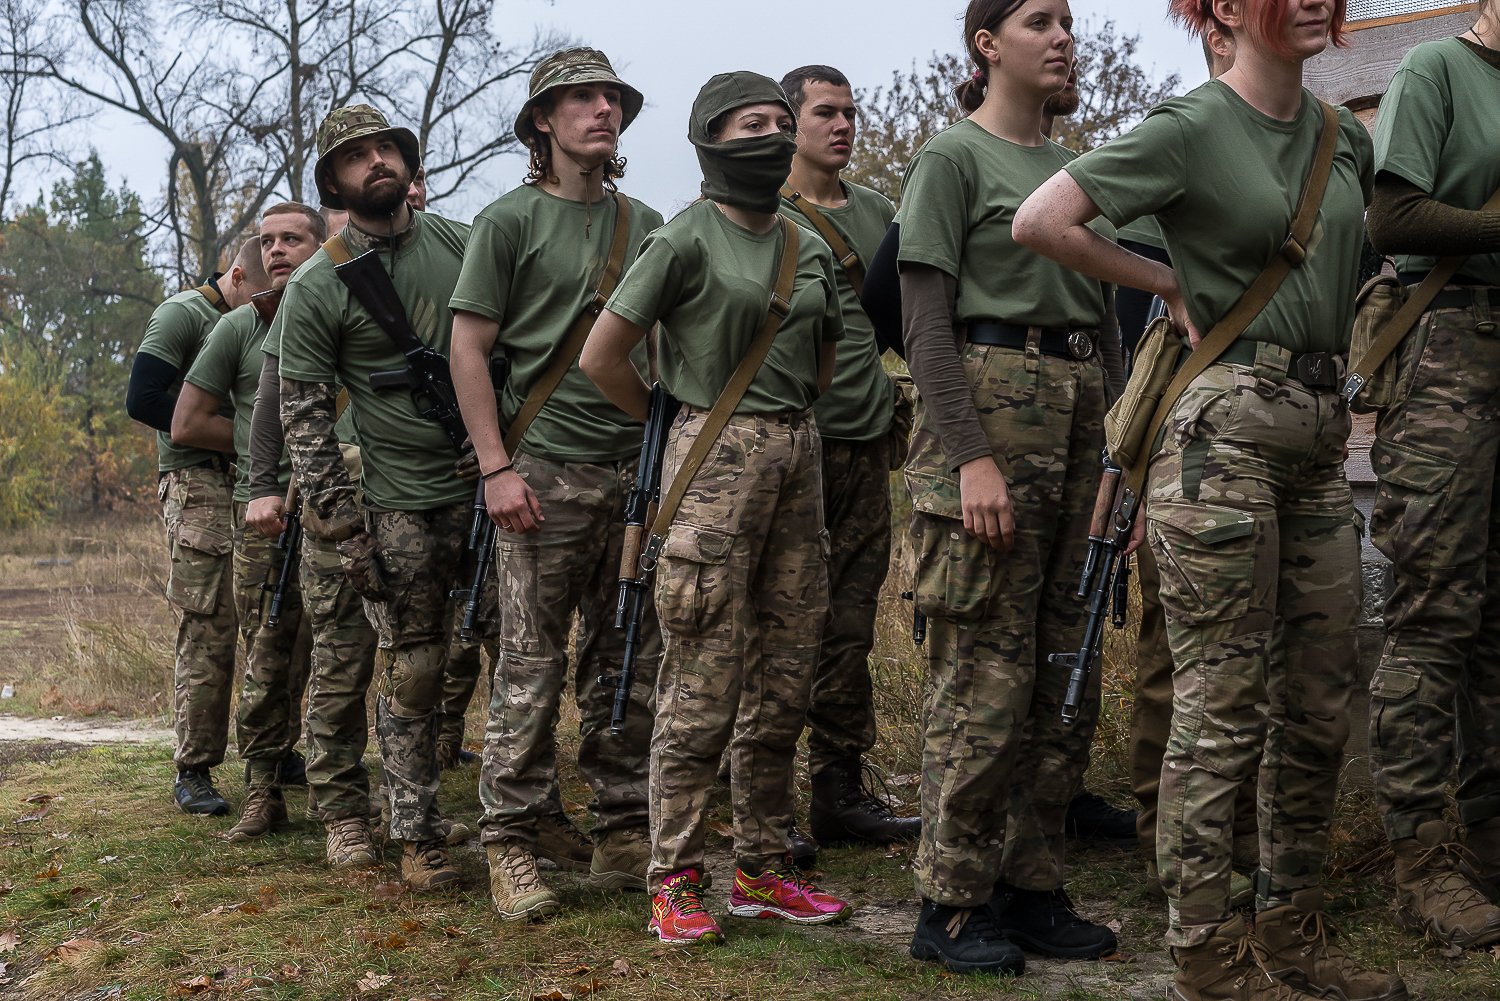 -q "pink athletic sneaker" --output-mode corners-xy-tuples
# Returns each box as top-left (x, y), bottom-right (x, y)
(649, 868), (723, 945)
(728, 866), (852, 924)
